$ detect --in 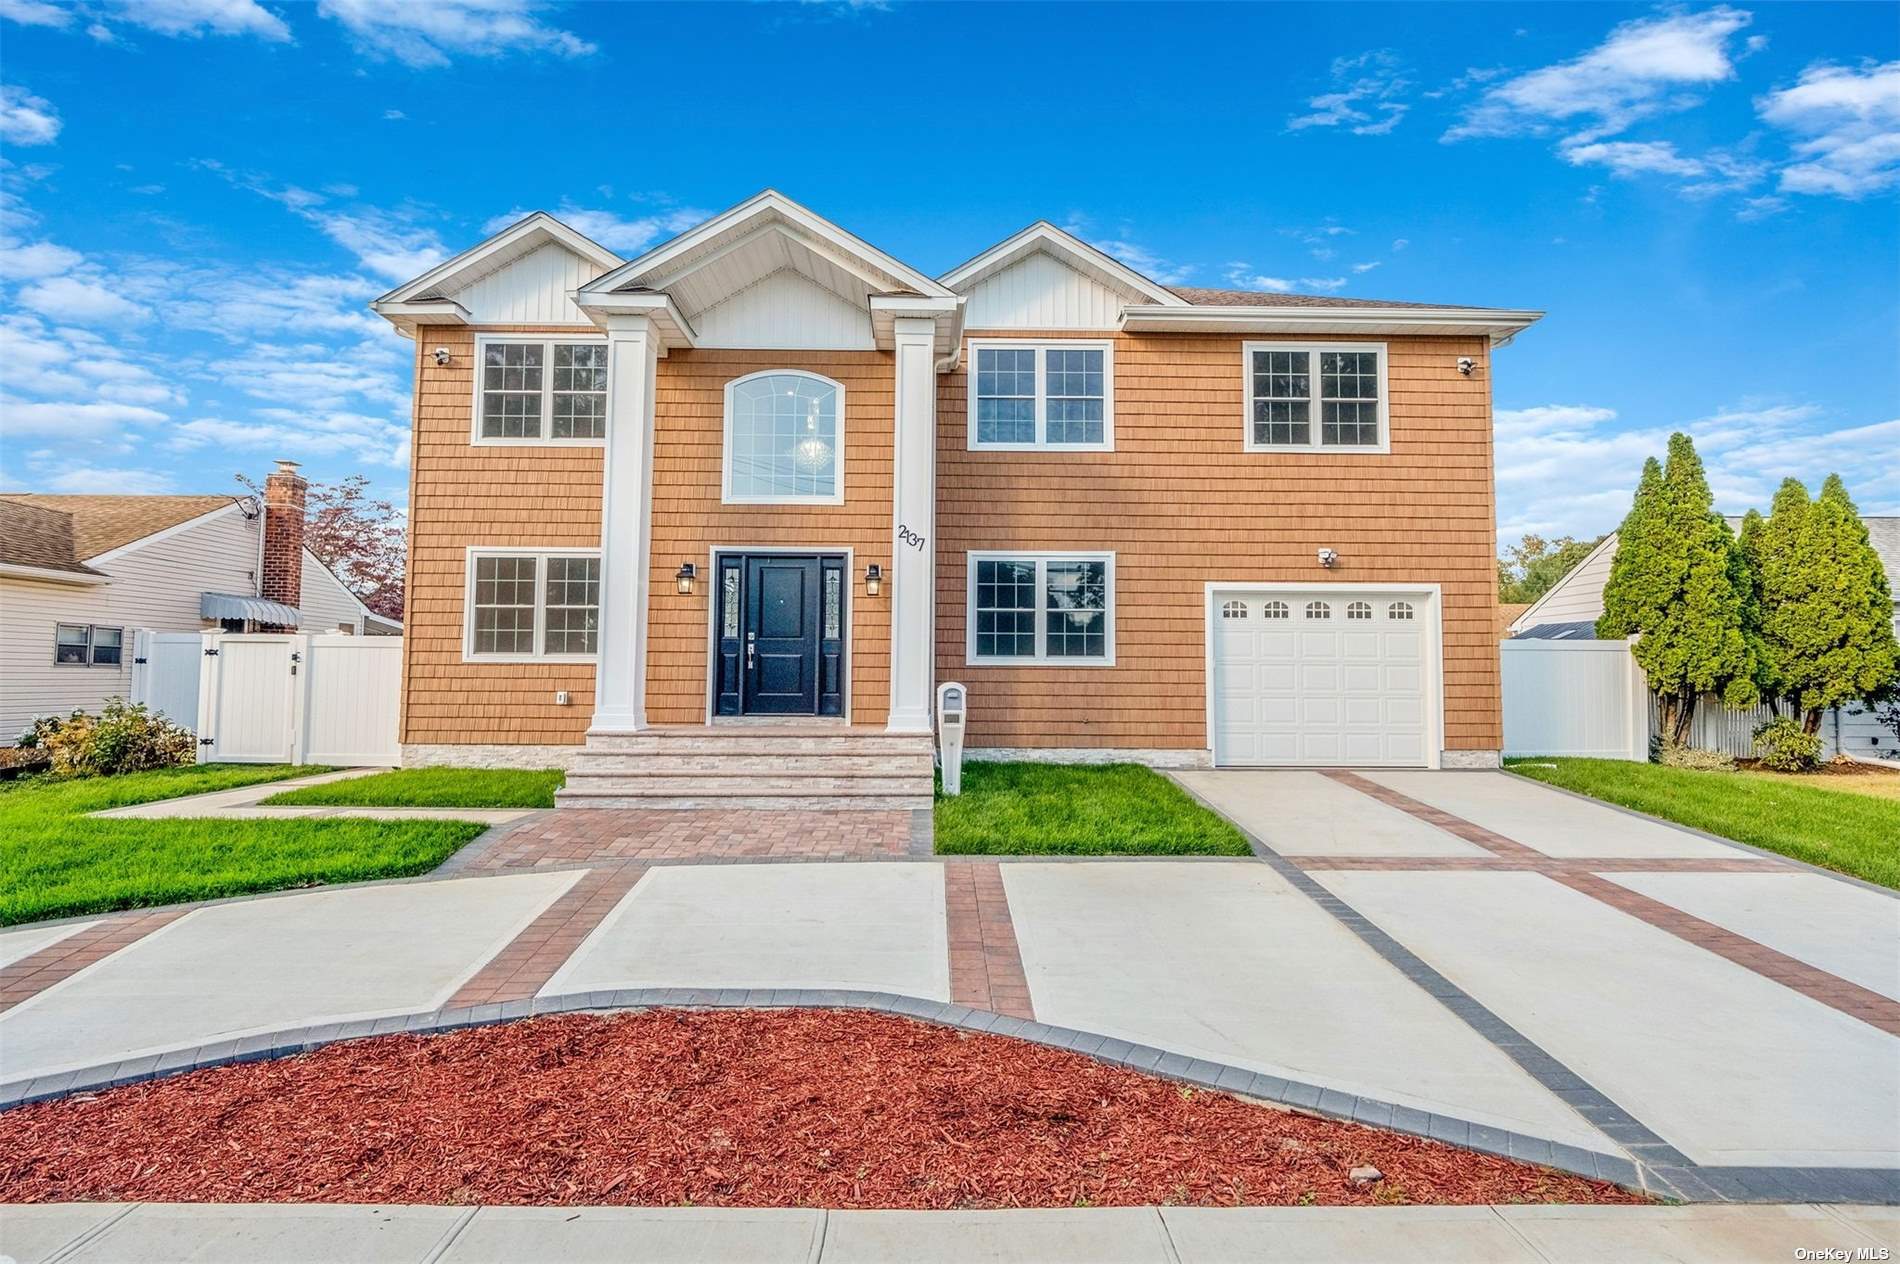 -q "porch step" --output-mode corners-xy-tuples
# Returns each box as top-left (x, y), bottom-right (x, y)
(558, 726), (936, 811)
